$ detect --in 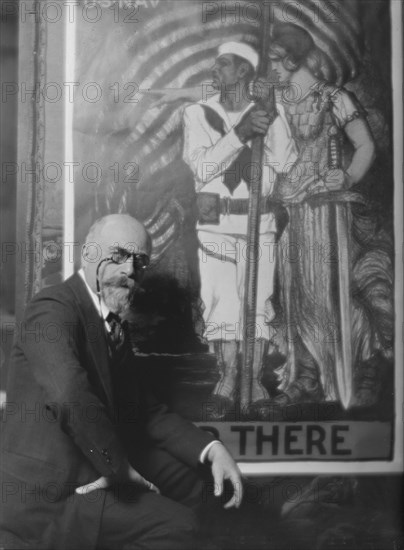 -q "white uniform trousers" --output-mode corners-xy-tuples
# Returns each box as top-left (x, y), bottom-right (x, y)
(198, 230), (276, 342)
